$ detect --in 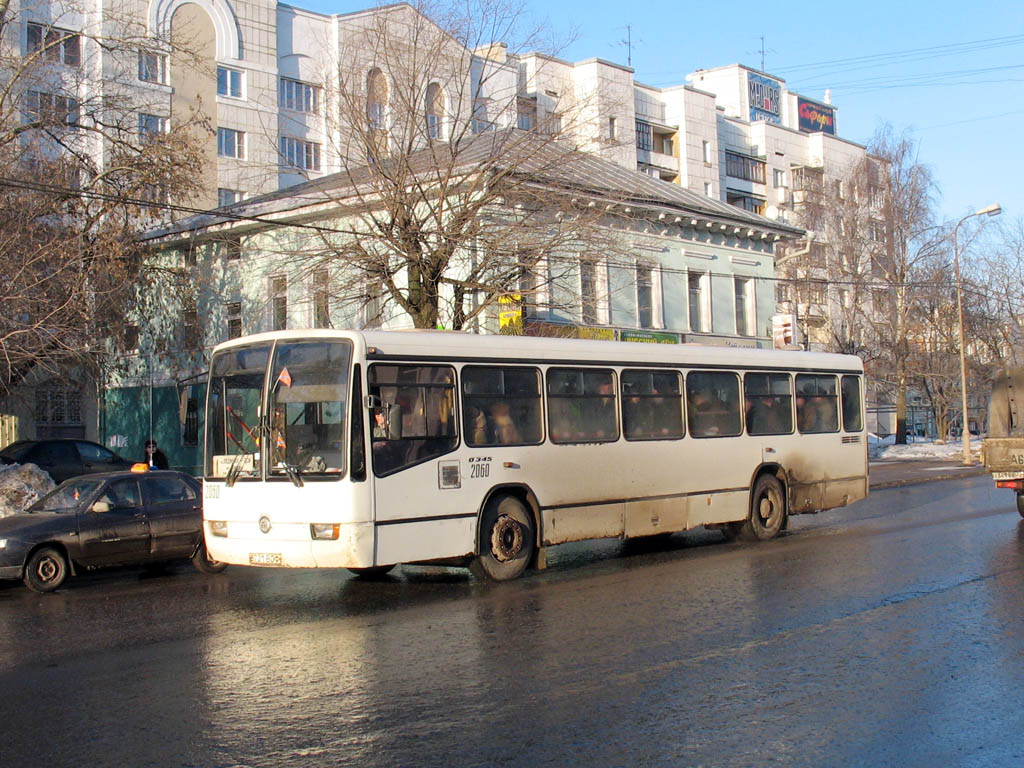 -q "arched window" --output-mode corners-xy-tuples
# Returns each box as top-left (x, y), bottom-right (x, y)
(425, 82), (443, 140)
(366, 68), (387, 131)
